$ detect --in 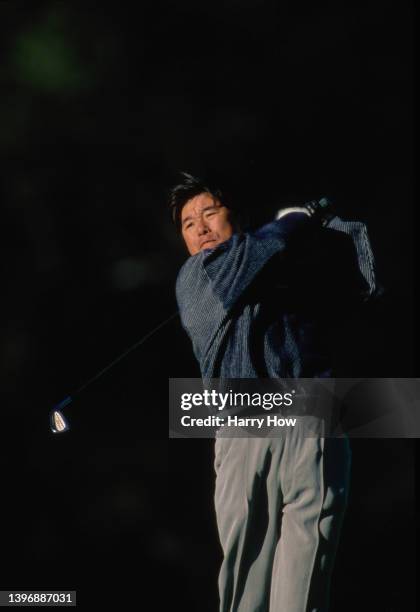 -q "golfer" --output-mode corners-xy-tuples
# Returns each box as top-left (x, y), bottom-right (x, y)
(171, 172), (377, 611)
